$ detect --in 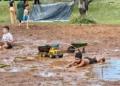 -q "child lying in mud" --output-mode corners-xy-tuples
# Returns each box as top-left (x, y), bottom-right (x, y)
(66, 50), (105, 68)
(0, 26), (14, 49)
